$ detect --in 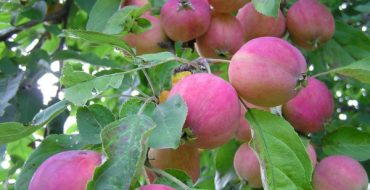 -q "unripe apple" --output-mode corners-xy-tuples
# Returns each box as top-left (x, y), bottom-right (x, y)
(140, 184), (175, 190)
(208, 0), (249, 13)
(122, 0), (148, 7)
(124, 14), (167, 55)
(313, 155), (368, 190)
(229, 37), (307, 107)
(233, 143), (262, 188)
(169, 73), (240, 149)
(196, 13), (244, 59)
(234, 143), (317, 188)
(160, 0), (211, 42)
(236, 3), (286, 41)
(286, 0), (335, 49)
(148, 144), (200, 182)
(29, 150), (102, 190)
(282, 77), (334, 134)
